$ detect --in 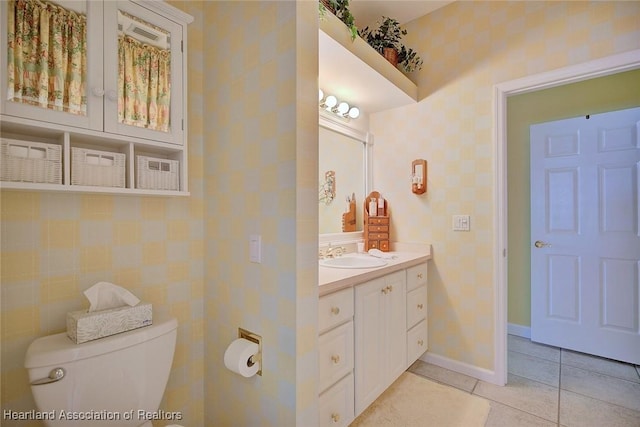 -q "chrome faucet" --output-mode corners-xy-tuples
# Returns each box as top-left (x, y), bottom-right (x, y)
(322, 244), (345, 259)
